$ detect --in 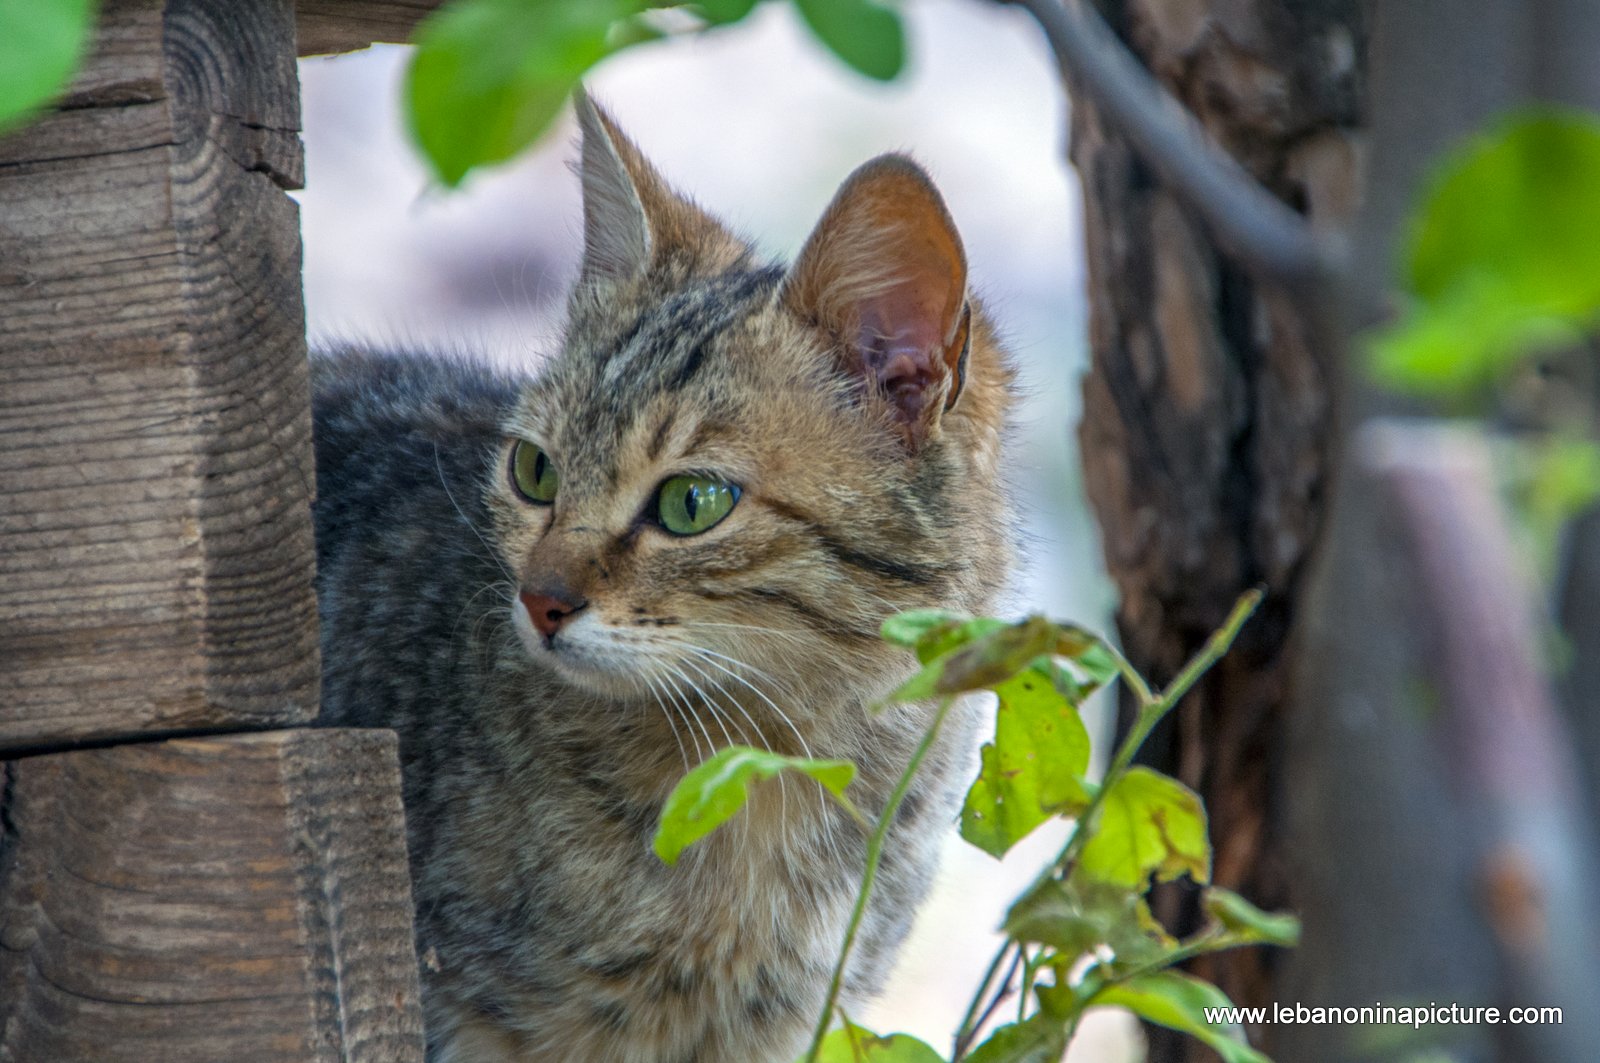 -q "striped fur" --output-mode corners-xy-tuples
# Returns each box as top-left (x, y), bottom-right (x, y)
(312, 103), (1015, 1063)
